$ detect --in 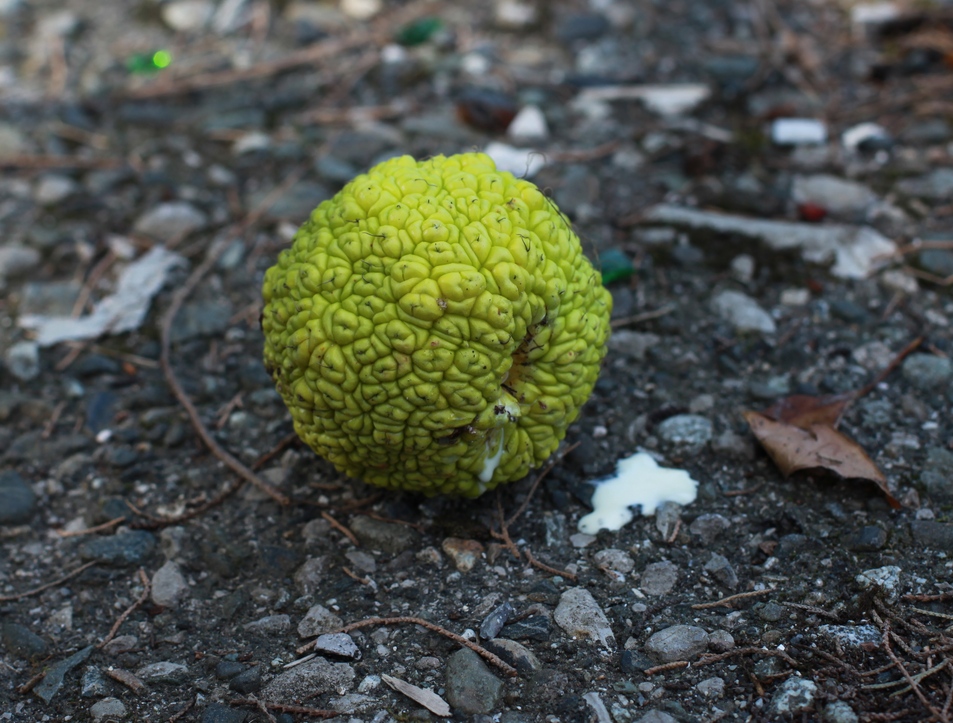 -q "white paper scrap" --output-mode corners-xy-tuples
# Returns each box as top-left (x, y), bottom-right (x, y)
(19, 246), (186, 346)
